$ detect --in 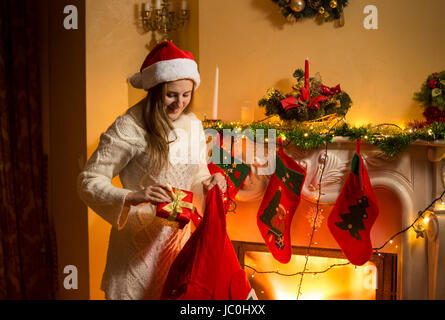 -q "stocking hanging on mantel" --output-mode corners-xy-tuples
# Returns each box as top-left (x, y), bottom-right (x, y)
(257, 143), (306, 264)
(327, 139), (379, 266)
(207, 134), (250, 205)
